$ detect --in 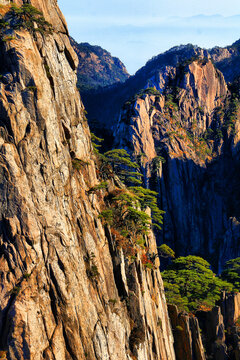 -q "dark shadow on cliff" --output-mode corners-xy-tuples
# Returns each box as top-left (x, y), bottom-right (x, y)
(149, 146), (240, 273)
